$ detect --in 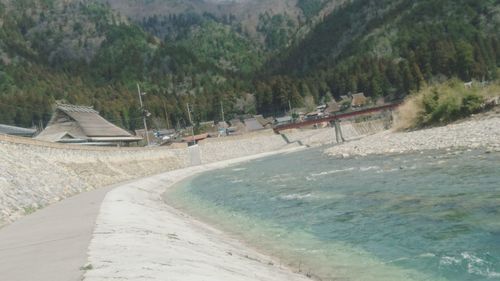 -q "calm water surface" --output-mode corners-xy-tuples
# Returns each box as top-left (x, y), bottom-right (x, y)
(165, 148), (500, 281)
